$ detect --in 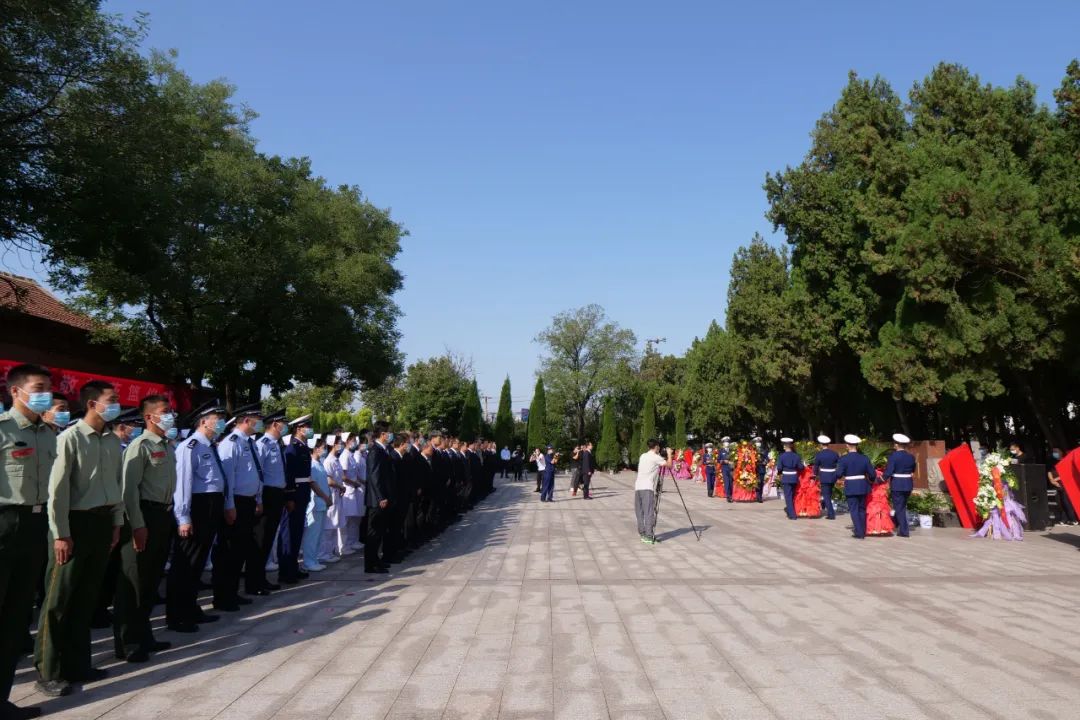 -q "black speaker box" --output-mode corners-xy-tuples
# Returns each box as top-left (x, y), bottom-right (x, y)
(1013, 463), (1048, 531)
